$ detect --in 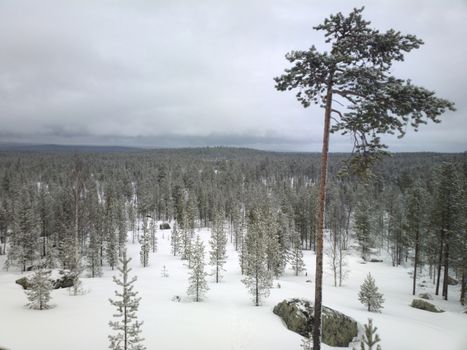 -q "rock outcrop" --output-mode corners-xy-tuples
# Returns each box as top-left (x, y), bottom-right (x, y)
(273, 298), (359, 347)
